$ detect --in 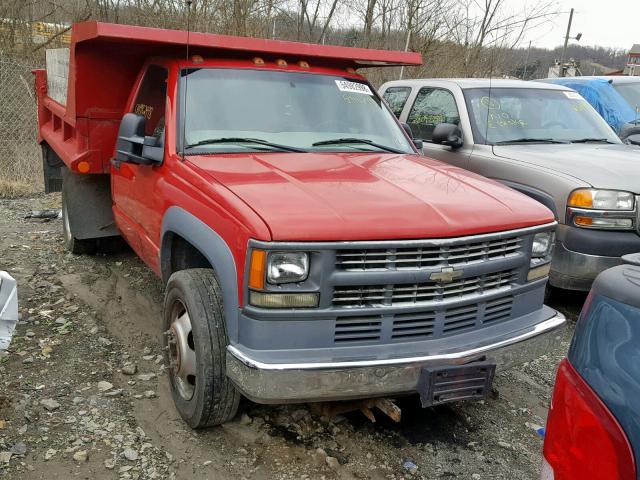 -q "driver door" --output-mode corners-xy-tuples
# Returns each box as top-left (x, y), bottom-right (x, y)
(406, 87), (472, 169)
(111, 64), (168, 271)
